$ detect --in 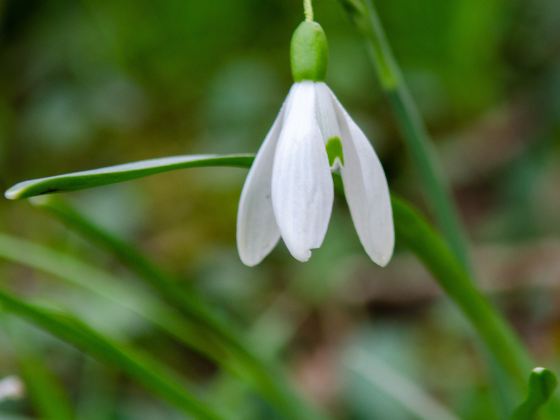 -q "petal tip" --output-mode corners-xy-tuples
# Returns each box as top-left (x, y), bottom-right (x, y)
(366, 232), (395, 267)
(374, 250), (393, 267)
(239, 257), (260, 267)
(289, 247), (312, 263)
(237, 241), (268, 266)
(236, 239), (270, 267)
